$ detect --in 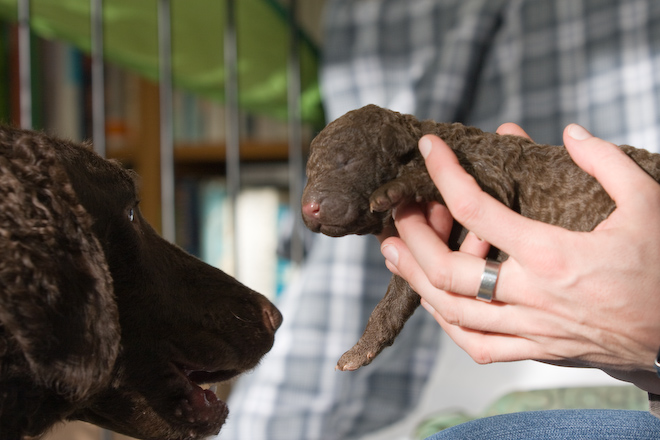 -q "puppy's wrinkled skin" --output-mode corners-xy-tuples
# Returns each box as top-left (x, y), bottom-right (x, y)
(302, 104), (660, 371)
(0, 125), (282, 440)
